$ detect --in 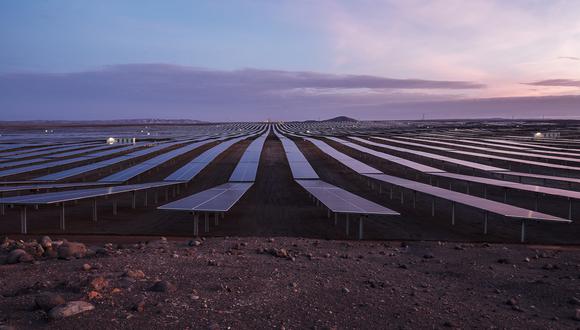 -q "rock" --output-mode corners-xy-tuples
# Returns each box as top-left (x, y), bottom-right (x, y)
(132, 300), (146, 312)
(35, 293), (65, 311)
(454, 245), (465, 251)
(150, 280), (176, 293)
(443, 321), (457, 327)
(543, 264), (558, 270)
(40, 236), (52, 249)
(82, 263), (92, 271)
(87, 291), (102, 300)
(43, 249), (58, 259)
(24, 241), (44, 257)
(7, 249), (33, 264)
(497, 258), (510, 264)
(506, 298), (518, 306)
(268, 248), (289, 258)
(342, 287), (350, 294)
(48, 301), (94, 319)
(124, 269), (145, 279)
(574, 308), (580, 321)
(524, 257), (531, 262)
(89, 276), (109, 291)
(423, 253), (434, 259)
(188, 240), (202, 247)
(57, 242), (87, 259)
(569, 297), (580, 306)
(207, 259), (220, 266)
